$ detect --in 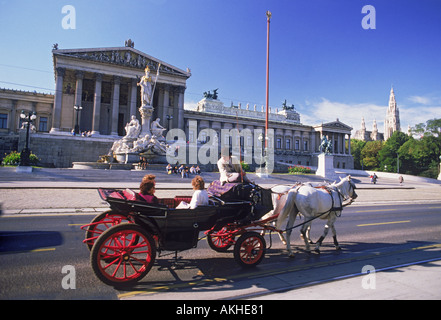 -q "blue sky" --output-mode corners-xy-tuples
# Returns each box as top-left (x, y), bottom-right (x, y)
(0, 0), (440, 134)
